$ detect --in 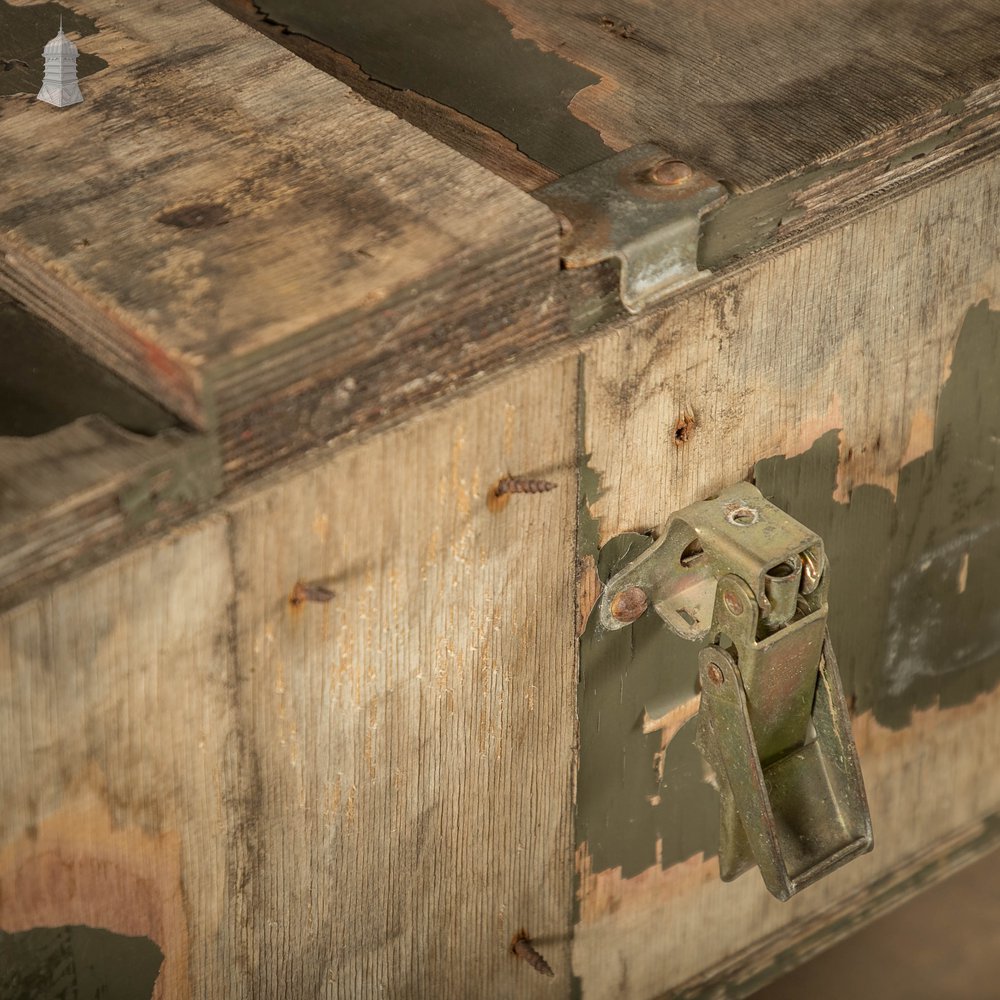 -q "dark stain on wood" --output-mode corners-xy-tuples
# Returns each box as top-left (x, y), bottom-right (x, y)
(156, 202), (231, 230)
(0, 925), (162, 1000)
